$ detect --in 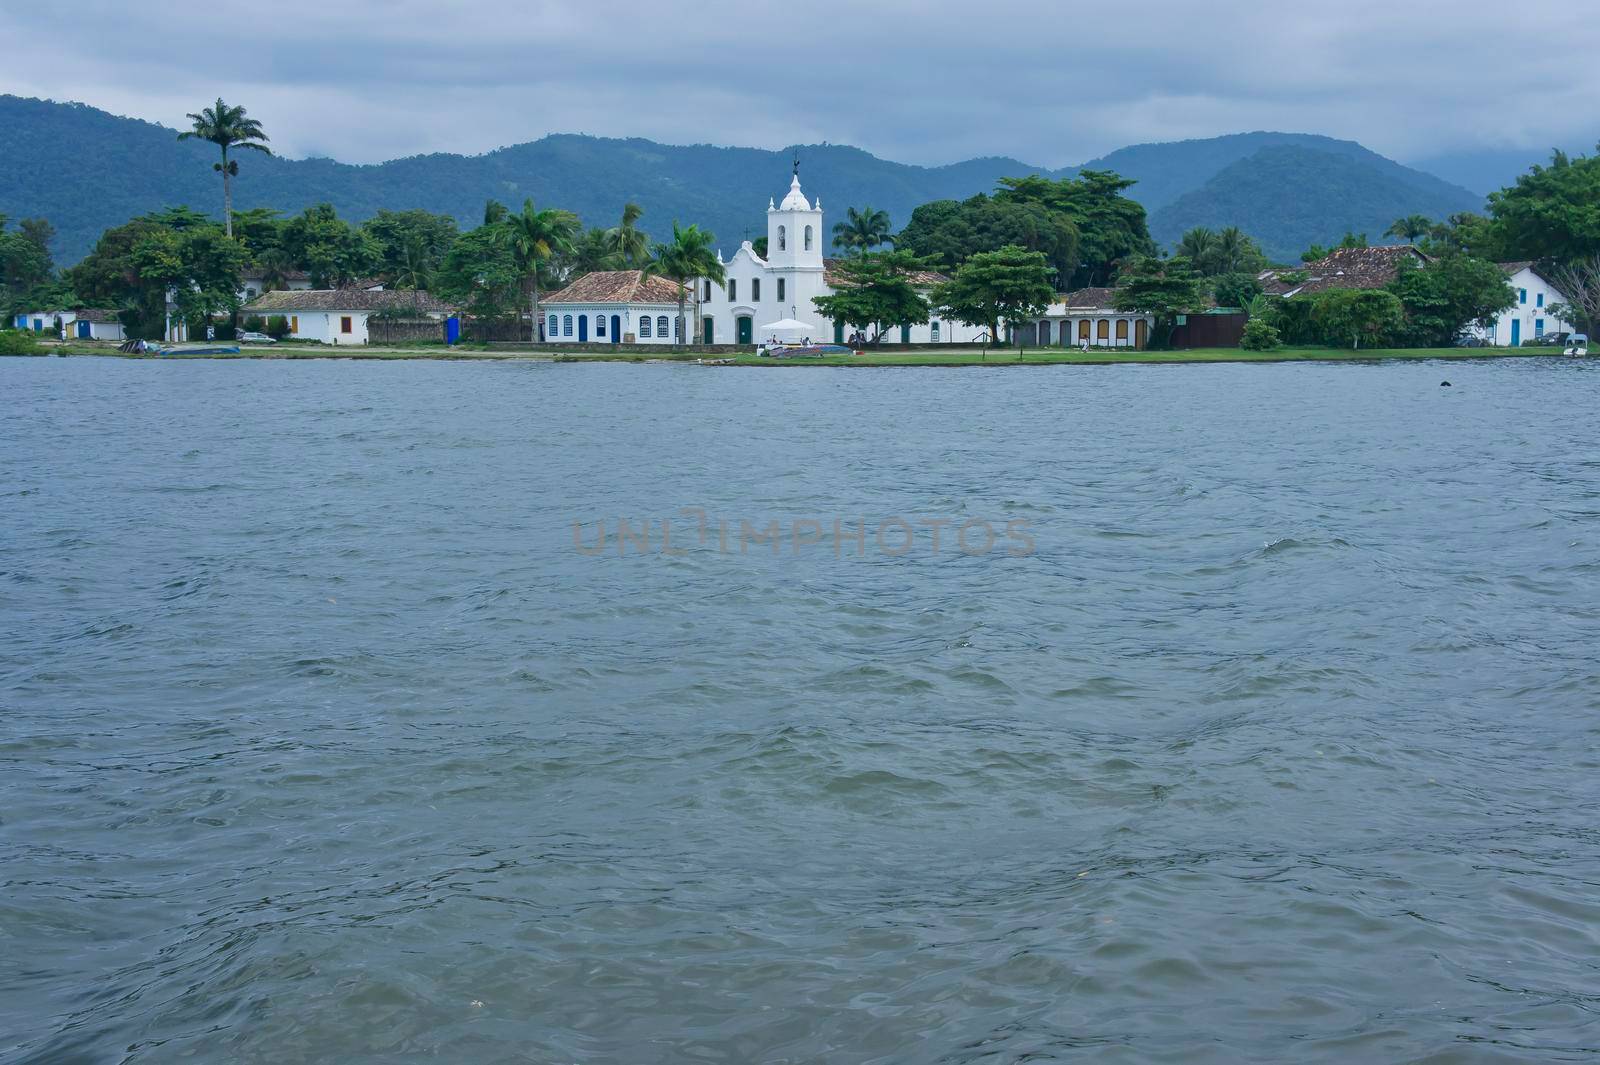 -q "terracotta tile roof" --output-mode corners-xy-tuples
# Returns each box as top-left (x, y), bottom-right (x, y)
(242, 288), (454, 313)
(1260, 245), (1427, 297)
(1057, 287), (1118, 310)
(542, 270), (684, 305)
(73, 308), (122, 323)
(1497, 260), (1536, 276)
(822, 258), (949, 287)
